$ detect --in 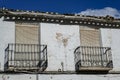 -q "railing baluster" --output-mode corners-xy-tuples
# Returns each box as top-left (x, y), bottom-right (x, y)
(93, 46), (95, 66)
(97, 47), (99, 66)
(82, 46), (84, 66)
(90, 46), (92, 67)
(7, 44), (9, 69)
(20, 44), (25, 67)
(4, 43), (47, 71)
(74, 46), (112, 71)
(81, 46), (83, 66)
(86, 46), (89, 66)
(95, 47), (97, 66)
(88, 46), (90, 66)
(86, 46), (88, 66)
(104, 48), (106, 66)
(24, 44), (26, 67)
(99, 47), (102, 66)
(12, 44), (14, 67)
